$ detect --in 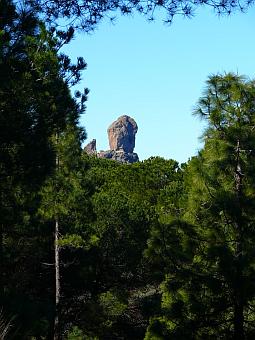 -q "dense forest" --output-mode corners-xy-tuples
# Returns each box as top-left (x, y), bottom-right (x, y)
(1, 0), (255, 339)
